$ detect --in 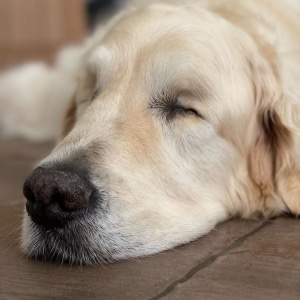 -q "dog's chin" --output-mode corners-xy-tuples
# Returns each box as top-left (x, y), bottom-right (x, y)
(21, 214), (116, 265)
(21, 211), (170, 265)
